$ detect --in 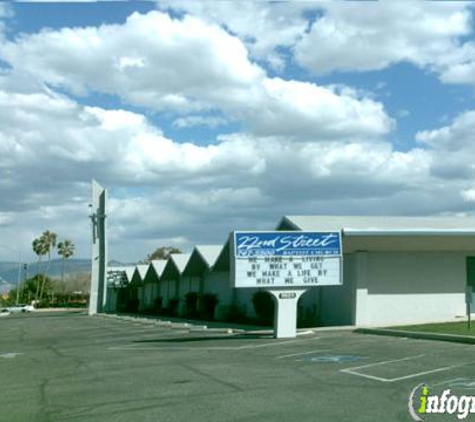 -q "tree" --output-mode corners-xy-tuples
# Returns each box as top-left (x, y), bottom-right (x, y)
(38, 230), (57, 301)
(57, 239), (75, 286)
(32, 236), (48, 301)
(9, 275), (52, 306)
(145, 246), (182, 263)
